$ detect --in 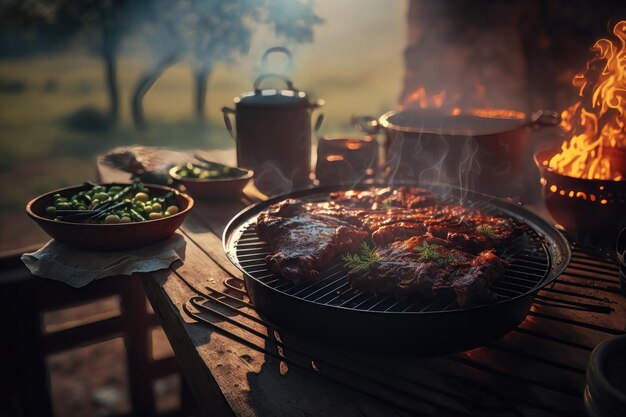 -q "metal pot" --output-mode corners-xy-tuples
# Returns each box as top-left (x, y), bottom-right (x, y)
(354, 109), (560, 197)
(535, 147), (626, 247)
(222, 70), (324, 194)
